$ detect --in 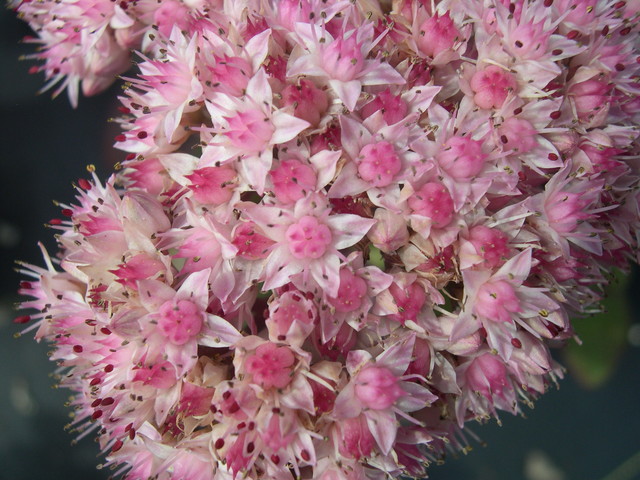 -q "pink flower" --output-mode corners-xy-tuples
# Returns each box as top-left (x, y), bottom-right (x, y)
(13, 1), (640, 479)
(204, 69), (310, 192)
(354, 366), (405, 410)
(470, 65), (517, 109)
(245, 342), (296, 389)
